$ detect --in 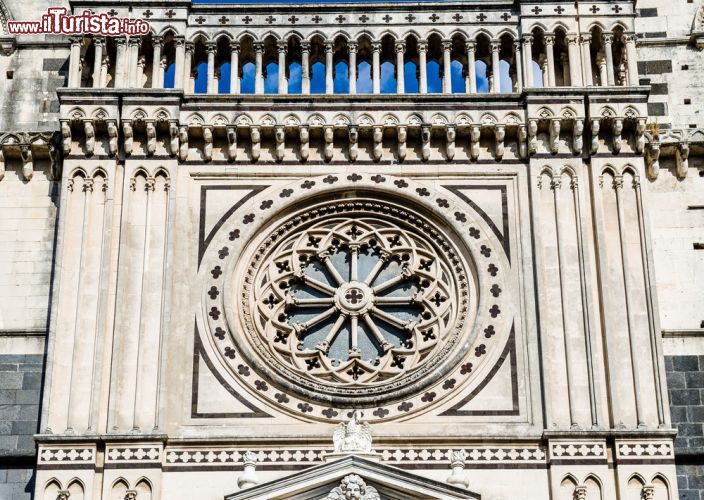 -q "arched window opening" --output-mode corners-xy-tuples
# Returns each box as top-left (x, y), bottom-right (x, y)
(499, 34), (516, 92)
(263, 35), (279, 94)
(380, 35), (396, 93)
(356, 36), (373, 93)
(426, 34), (443, 93)
(162, 31), (176, 88)
(310, 35), (326, 94)
(475, 34), (491, 93)
(80, 36), (95, 87)
(333, 36), (350, 94)
(288, 37), (303, 94)
(450, 35), (467, 93)
(192, 37), (208, 93)
(531, 29), (546, 88)
(403, 36), (419, 94)
(239, 36), (256, 94)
